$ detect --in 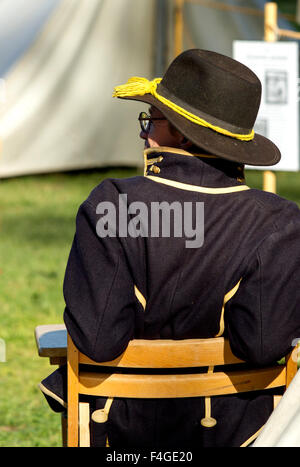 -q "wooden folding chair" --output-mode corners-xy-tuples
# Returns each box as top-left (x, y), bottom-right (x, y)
(67, 333), (298, 447)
